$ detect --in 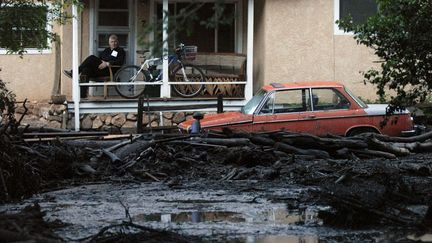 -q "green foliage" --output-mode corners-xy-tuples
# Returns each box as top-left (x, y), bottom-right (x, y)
(0, 78), (16, 126)
(337, 0), (432, 111)
(0, 0), (82, 55)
